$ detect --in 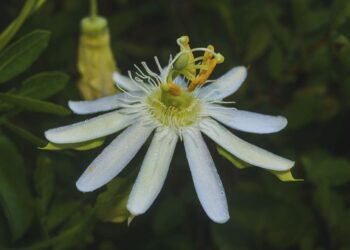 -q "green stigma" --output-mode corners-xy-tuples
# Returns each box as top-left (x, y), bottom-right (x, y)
(165, 35), (225, 92)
